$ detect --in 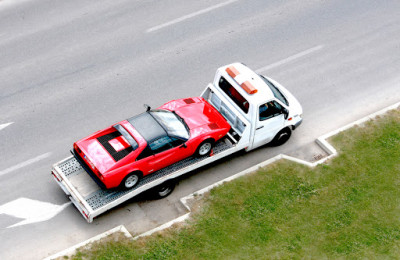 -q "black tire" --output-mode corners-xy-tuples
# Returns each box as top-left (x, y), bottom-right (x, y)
(195, 139), (214, 157)
(152, 182), (175, 199)
(121, 172), (141, 190)
(270, 128), (291, 146)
